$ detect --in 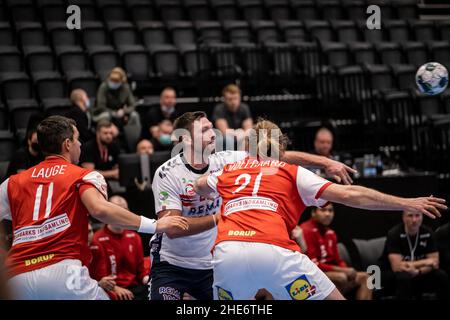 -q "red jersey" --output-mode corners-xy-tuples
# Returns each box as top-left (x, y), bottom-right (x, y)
(0, 156), (108, 277)
(208, 157), (332, 252)
(300, 219), (347, 272)
(89, 226), (147, 288)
